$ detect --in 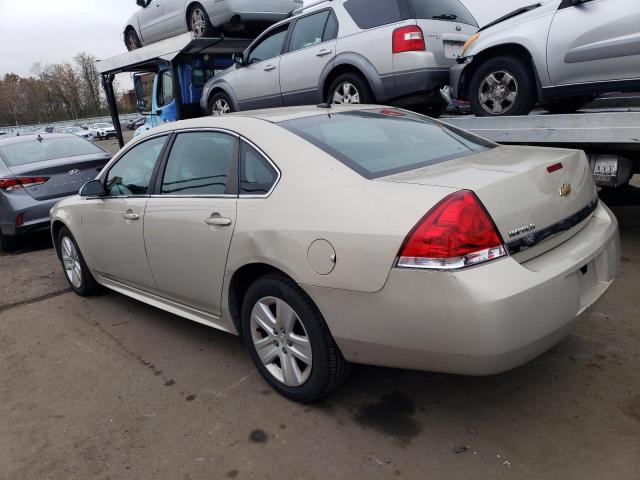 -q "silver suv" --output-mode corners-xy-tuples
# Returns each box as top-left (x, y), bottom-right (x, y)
(200, 0), (478, 117)
(448, 0), (640, 116)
